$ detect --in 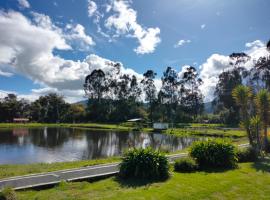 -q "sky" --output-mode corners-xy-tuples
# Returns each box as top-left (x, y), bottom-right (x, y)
(0, 0), (269, 102)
